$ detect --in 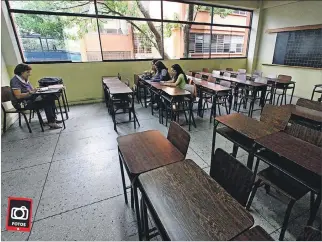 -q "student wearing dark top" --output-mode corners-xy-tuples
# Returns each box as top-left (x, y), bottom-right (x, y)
(10, 64), (61, 129)
(152, 61), (171, 82)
